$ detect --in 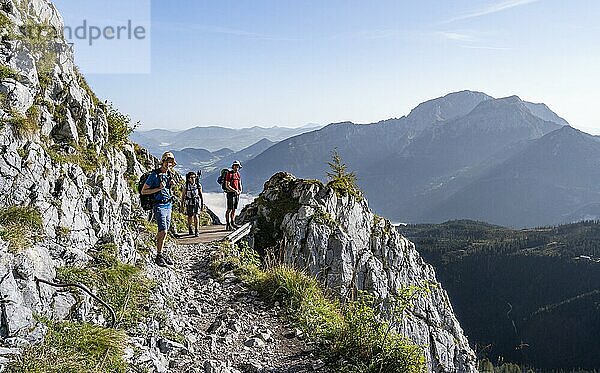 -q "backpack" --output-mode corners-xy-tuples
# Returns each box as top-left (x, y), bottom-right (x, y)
(217, 169), (231, 191)
(138, 168), (172, 210)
